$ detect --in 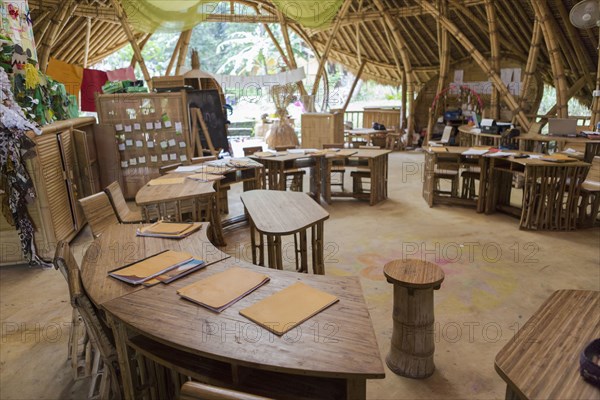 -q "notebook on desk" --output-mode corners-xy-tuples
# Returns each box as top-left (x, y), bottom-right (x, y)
(109, 250), (194, 285)
(240, 282), (339, 336)
(548, 118), (578, 136)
